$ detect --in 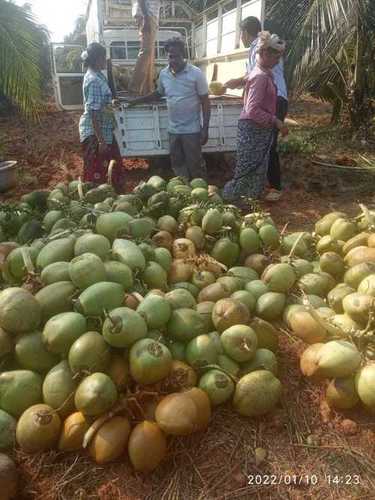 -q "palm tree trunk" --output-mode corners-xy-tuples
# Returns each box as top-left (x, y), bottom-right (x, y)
(348, 14), (370, 129)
